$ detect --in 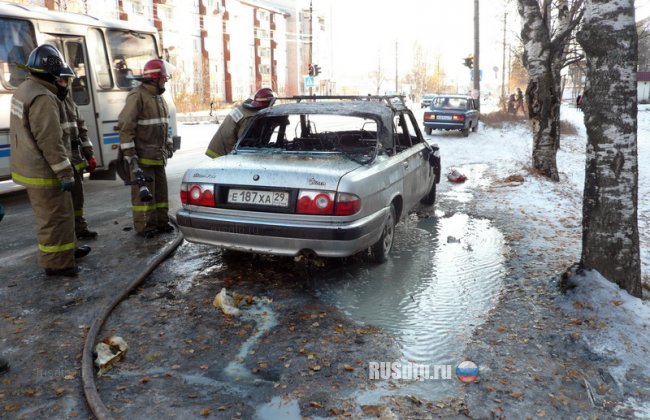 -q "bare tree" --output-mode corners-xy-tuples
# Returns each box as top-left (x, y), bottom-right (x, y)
(577, 0), (641, 297)
(369, 50), (386, 95)
(517, 0), (584, 180)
